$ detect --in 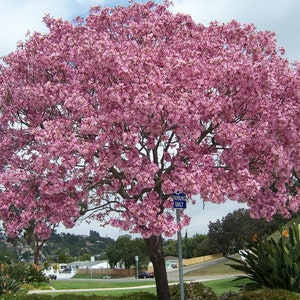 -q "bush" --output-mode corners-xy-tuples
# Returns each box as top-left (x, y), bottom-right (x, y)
(116, 292), (156, 300)
(227, 221), (300, 292)
(0, 292), (156, 300)
(170, 281), (218, 299)
(0, 276), (22, 296)
(221, 288), (300, 299)
(0, 262), (28, 283)
(0, 262), (48, 295)
(218, 291), (239, 300)
(25, 264), (48, 284)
